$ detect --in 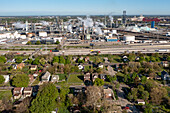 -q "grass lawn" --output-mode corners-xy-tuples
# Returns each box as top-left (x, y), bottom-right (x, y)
(67, 74), (84, 84)
(0, 90), (12, 100)
(57, 74), (67, 81)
